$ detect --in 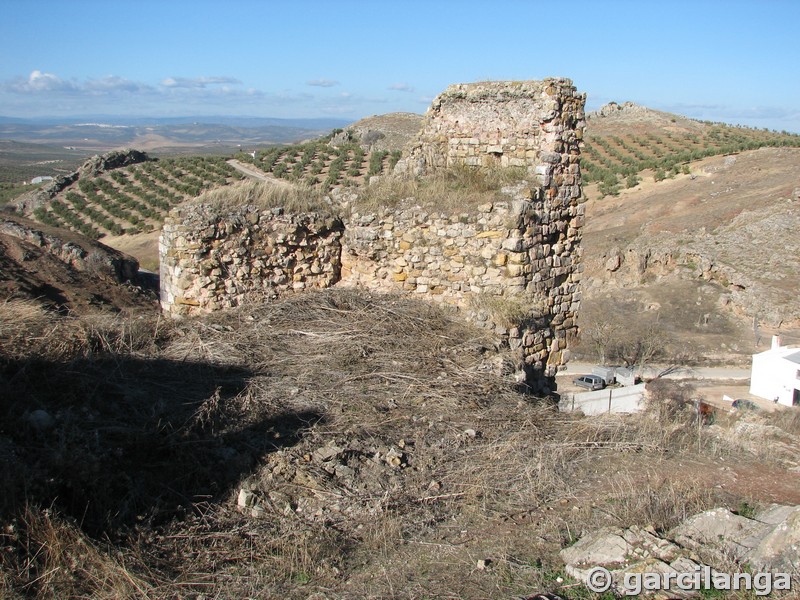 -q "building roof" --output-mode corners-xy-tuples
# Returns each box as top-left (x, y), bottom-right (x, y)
(754, 345), (800, 363)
